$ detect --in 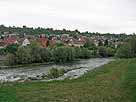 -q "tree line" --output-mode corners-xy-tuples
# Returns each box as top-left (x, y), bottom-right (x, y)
(4, 40), (116, 66)
(0, 25), (131, 39)
(116, 35), (136, 58)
